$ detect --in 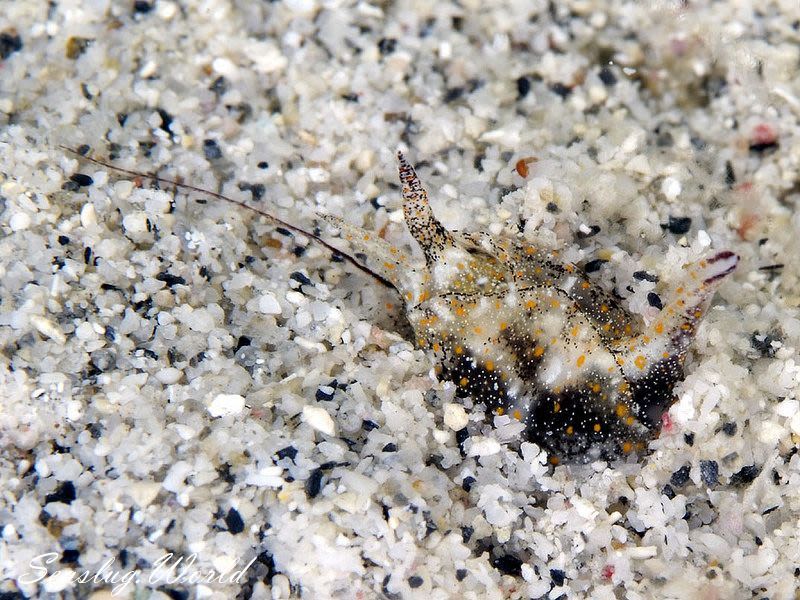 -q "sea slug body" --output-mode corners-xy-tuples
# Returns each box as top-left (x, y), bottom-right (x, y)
(326, 152), (738, 463)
